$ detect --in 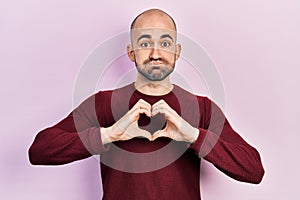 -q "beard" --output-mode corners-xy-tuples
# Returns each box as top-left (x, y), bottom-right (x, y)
(135, 59), (175, 81)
